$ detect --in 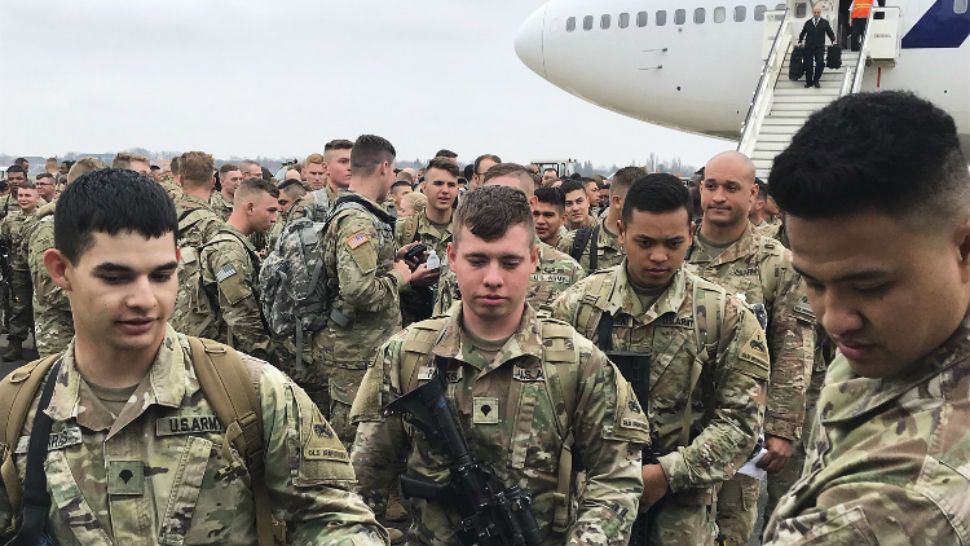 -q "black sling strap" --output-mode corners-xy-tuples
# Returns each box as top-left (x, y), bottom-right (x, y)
(570, 225), (600, 271)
